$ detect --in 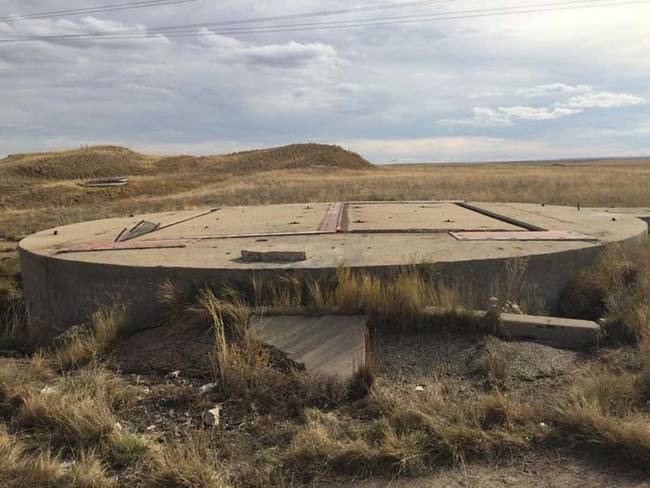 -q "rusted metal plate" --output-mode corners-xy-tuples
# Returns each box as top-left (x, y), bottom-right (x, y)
(450, 231), (598, 241)
(55, 239), (190, 254)
(118, 208), (220, 242)
(115, 220), (160, 242)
